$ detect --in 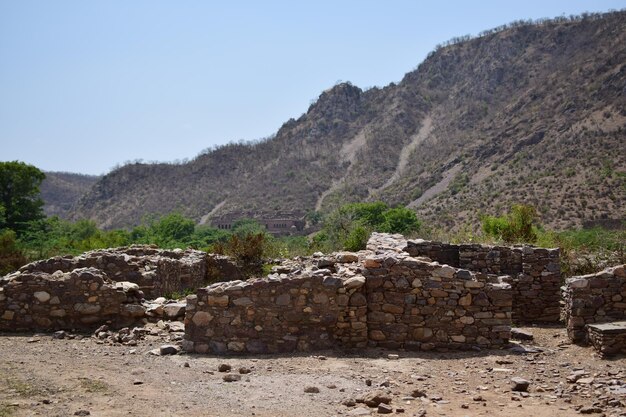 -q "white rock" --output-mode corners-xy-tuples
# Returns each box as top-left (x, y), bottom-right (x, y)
(33, 291), (51, 303)
(433, 265), (455, 279)
(568, 278), (589, 289)
(344, 276), (366, 290)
